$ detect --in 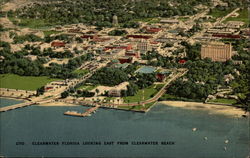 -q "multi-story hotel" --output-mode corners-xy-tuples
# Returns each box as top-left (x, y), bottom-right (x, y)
(201, 42), (232, 62)
(137, 39), (152, 53)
